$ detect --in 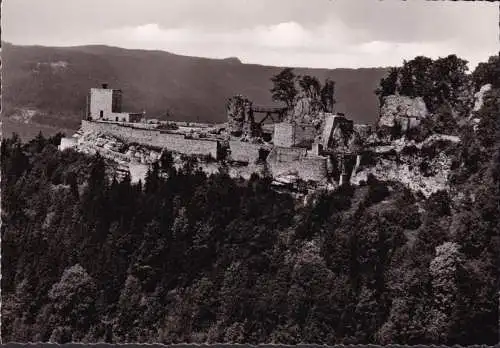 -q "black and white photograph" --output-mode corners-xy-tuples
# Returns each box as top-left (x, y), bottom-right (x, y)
(1, 0), (499, 345)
